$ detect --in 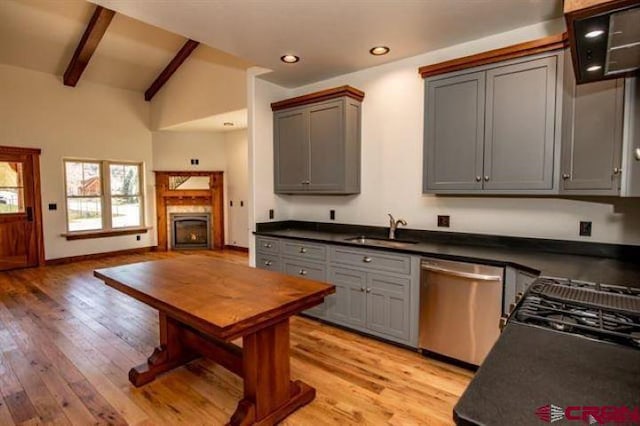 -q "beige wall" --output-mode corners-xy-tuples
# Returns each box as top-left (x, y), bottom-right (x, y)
(0, 64), (155, 260)
(150, 49), (248, 131)
(250, 19), (640, 246)
(152, 129), (249, 247)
